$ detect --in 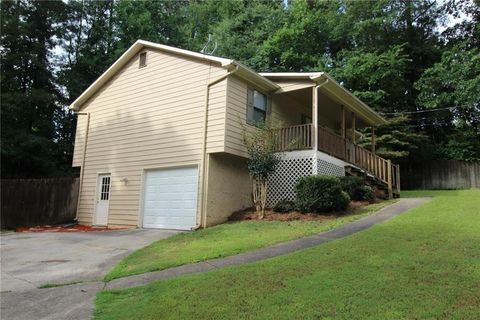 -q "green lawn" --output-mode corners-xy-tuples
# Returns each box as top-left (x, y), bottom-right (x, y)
(96, 190), (480, 319)
(401, 189), (466, 198)
(105, 201), (395, 281)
